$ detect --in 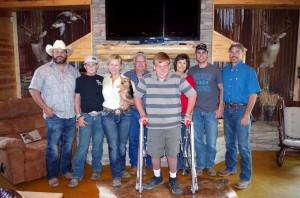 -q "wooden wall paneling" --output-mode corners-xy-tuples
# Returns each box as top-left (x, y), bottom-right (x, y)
(0, 0), (90, 10)
(13, 12), (21, 98)
(67, 32), (92, 62)
(0, 14), (16, 100)
(214, 0), (300, 9)
(294, 13), (300, 101)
